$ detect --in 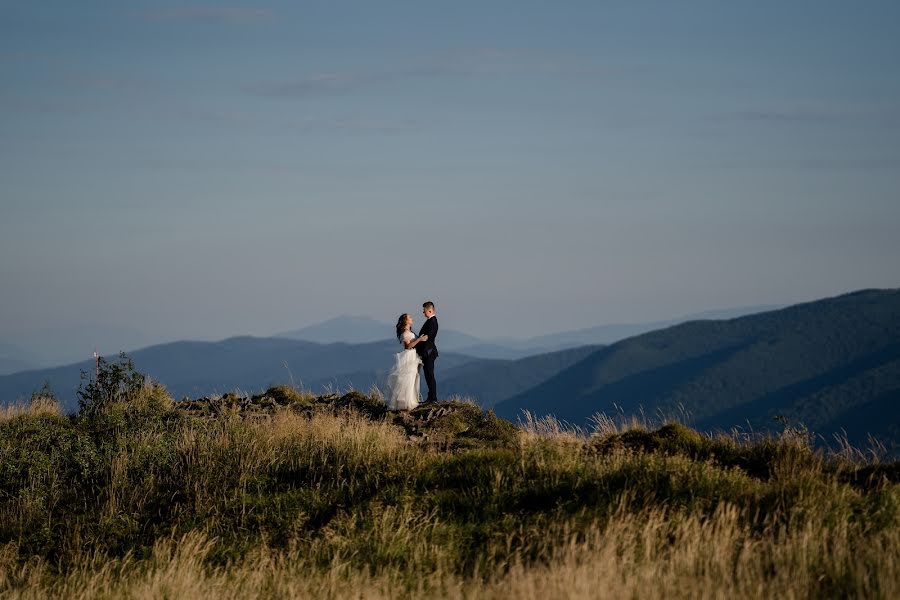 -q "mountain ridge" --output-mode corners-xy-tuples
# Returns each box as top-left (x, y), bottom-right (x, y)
(496, 288), (900, 450)
(0, 336), (482, 412)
